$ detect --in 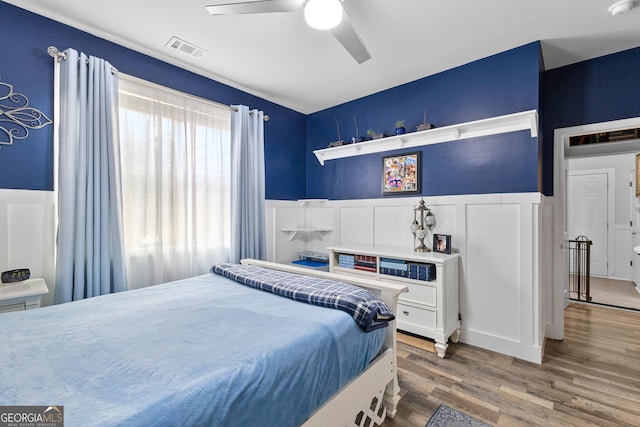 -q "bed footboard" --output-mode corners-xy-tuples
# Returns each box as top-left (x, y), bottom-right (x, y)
(302, 348), (395, 427)
(240, 259), (407, 425)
